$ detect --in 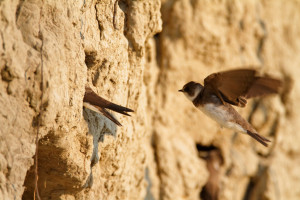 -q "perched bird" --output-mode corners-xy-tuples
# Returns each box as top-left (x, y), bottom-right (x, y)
(179, 69), (282, 146)
(83, 86), (133, 126)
